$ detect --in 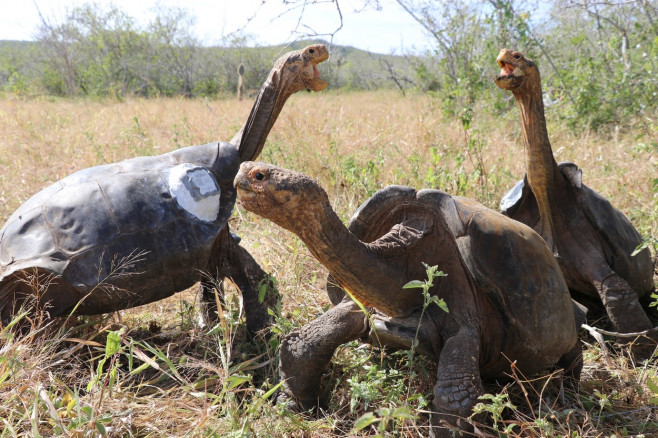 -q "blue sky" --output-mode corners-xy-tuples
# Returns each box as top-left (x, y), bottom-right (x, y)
(0, 0), (433, 54)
